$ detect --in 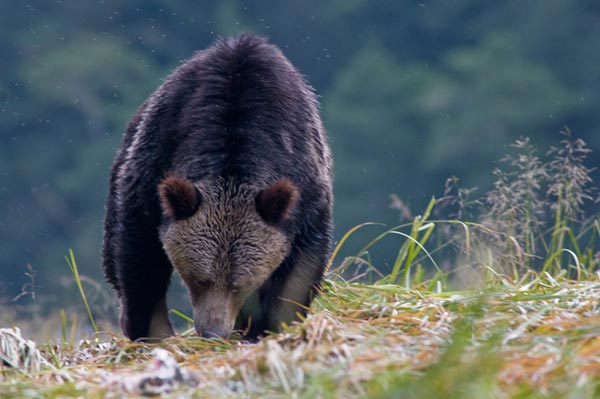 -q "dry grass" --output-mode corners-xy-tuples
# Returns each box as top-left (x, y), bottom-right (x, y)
(3, 276), (600, 398)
